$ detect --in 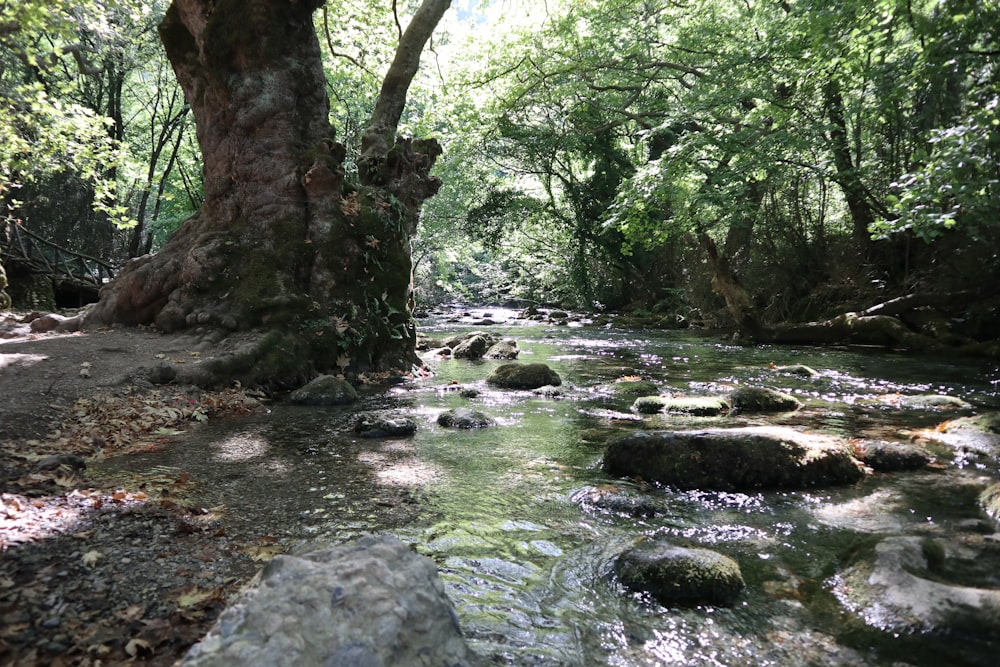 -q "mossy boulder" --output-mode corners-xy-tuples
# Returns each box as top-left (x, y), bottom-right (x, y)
(451, 333), (497, 360)
(289, 375), (358, 406)
(631, 395), (730, 416)
(487, 363), (561, 389)
(614, 540), (744, 607)
(484, 339), (519, 360)
(605, 379), (660, 398)
(436, 407), (494, 429)
(729, 387), (802, 413)
(603, 427), (864, 491)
